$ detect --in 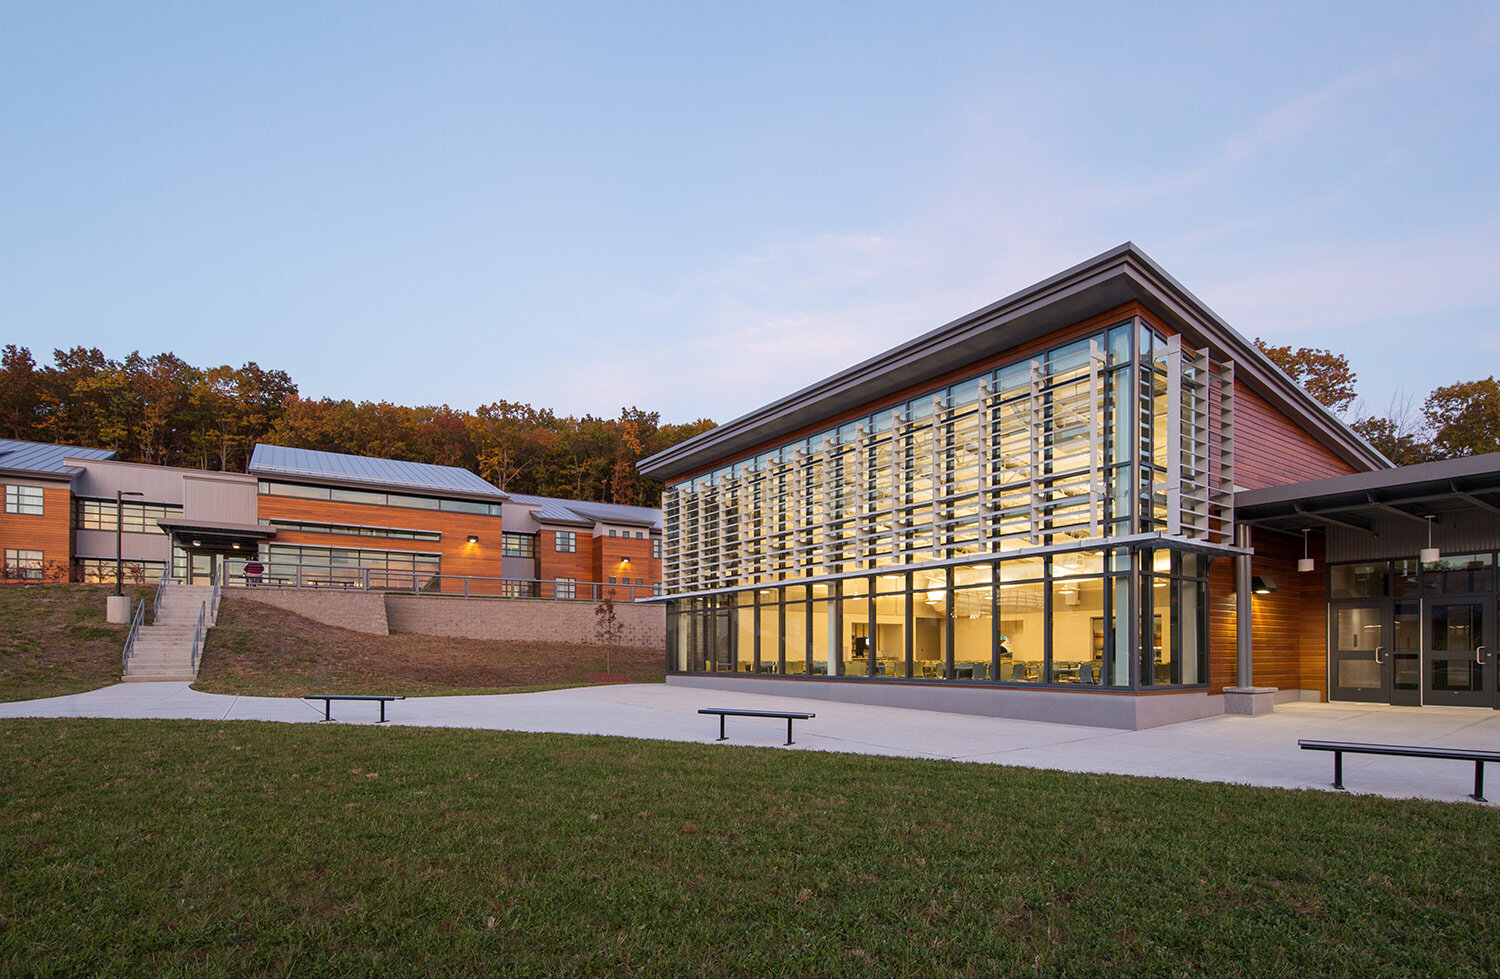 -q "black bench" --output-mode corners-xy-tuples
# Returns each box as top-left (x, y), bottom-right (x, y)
(1298, 739), (1500, 802)
(306, 694), (406, 723)
(699, 708), (815, 746)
